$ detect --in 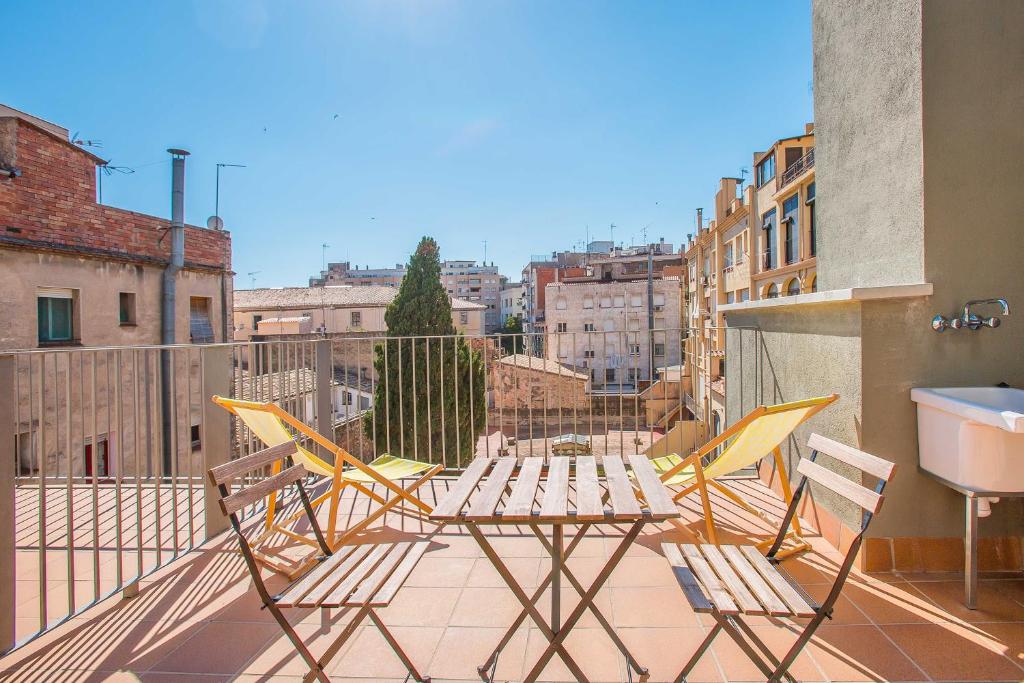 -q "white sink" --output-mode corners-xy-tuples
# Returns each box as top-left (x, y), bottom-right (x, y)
(911, 387), (1024, 492)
